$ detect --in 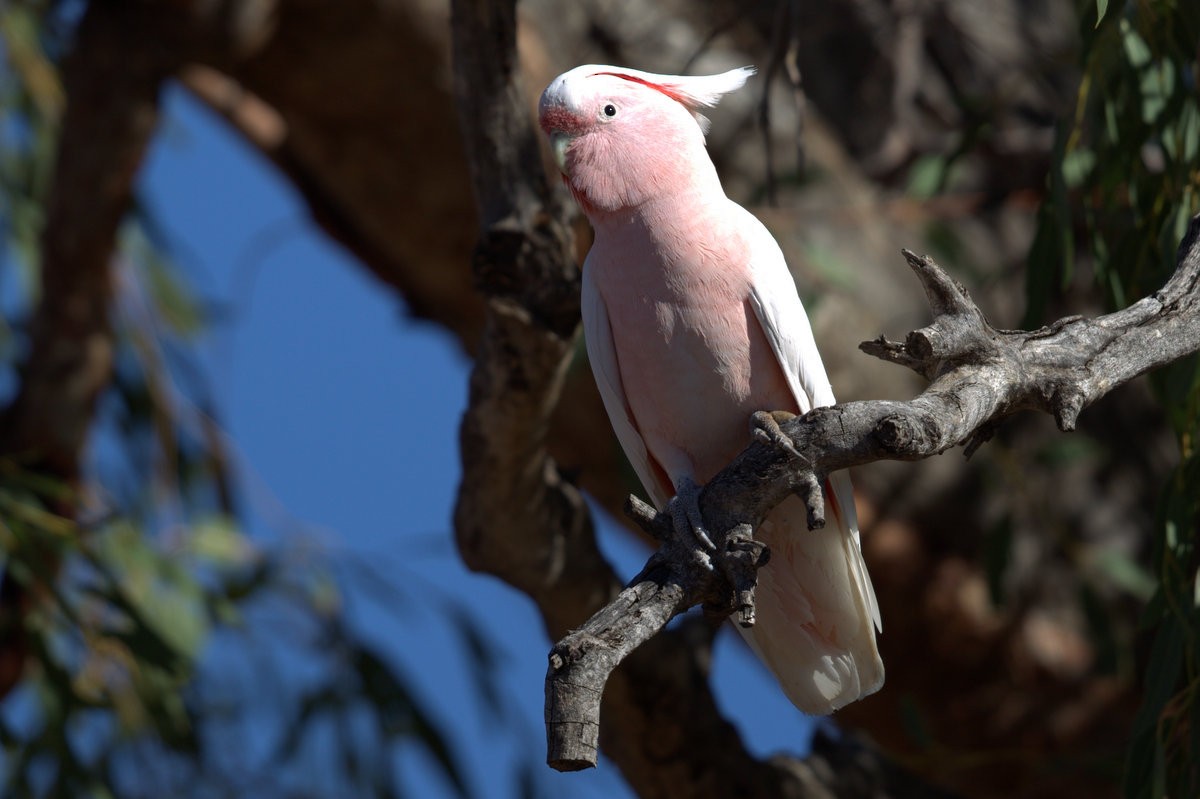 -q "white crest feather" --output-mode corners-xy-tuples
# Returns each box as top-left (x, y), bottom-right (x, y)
(614, 65), (755, 107)
(597, 65), (754, 134)
(547, 64), (755, 135)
